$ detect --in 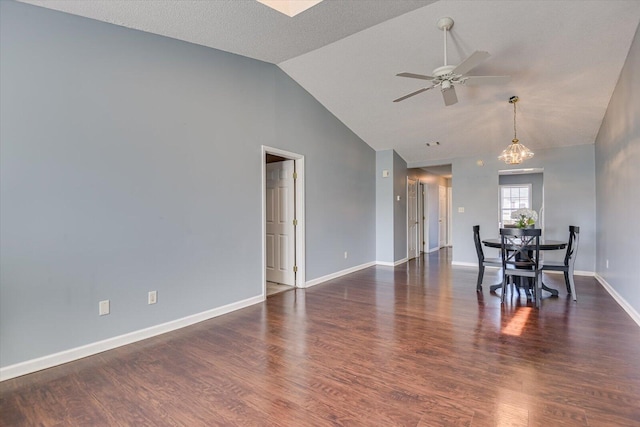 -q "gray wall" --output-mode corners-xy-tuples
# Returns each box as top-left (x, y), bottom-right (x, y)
(0, 2), (375, 367)
(417, 143), (596, 271)
(375, 149), (408, 263)
(375, 150), (394, 263)
(595, 21), (640, 314)
(393, 151), (407, 261)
